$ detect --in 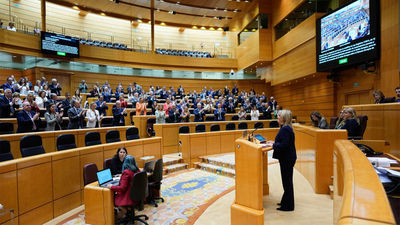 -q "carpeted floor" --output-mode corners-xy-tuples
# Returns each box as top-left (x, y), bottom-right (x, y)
(58, 169), (235, 225)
